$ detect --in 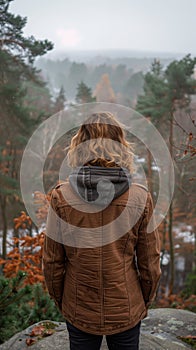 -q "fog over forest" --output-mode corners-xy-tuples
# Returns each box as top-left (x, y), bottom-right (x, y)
(36, 49), (179, 102)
